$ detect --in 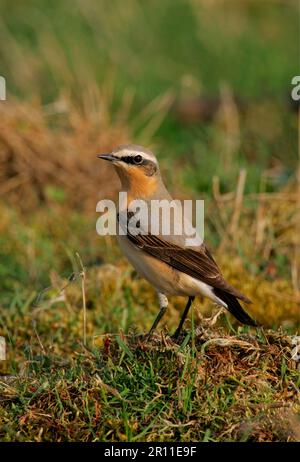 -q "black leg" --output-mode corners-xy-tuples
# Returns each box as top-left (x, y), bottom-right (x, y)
(173, 296), (195, 339)
(147, 305), (167, 338)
